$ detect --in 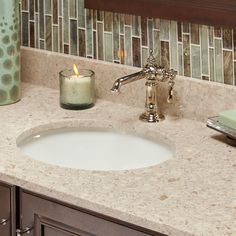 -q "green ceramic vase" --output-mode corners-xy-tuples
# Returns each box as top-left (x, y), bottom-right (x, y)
(0, 0), (20, 105)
